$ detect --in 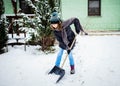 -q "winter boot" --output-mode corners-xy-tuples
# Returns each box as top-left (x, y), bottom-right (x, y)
(70, 65), (75, 74)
